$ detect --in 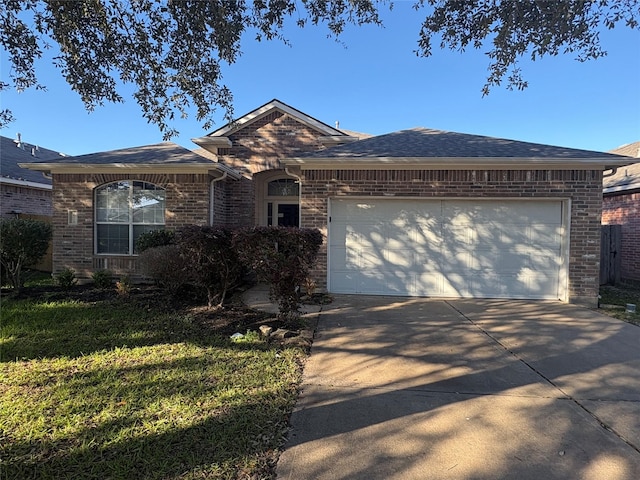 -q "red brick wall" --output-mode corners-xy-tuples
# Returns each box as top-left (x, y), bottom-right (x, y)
(299, 168), (603, 306)
(1, 183), (52, 217)
(217, 111), (331, 175)
(225, 177), (255, 228)
(602, 192), (640, 281)
(51, 173), (211, 281)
